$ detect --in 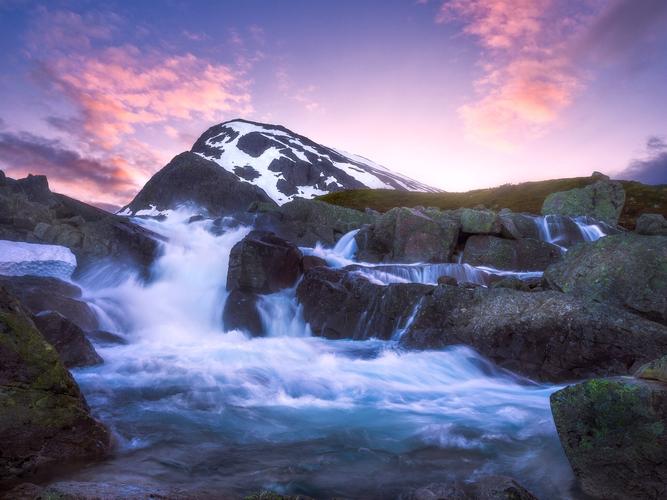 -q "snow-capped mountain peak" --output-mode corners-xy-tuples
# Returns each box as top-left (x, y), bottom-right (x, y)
(191, 119), (439, 205)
